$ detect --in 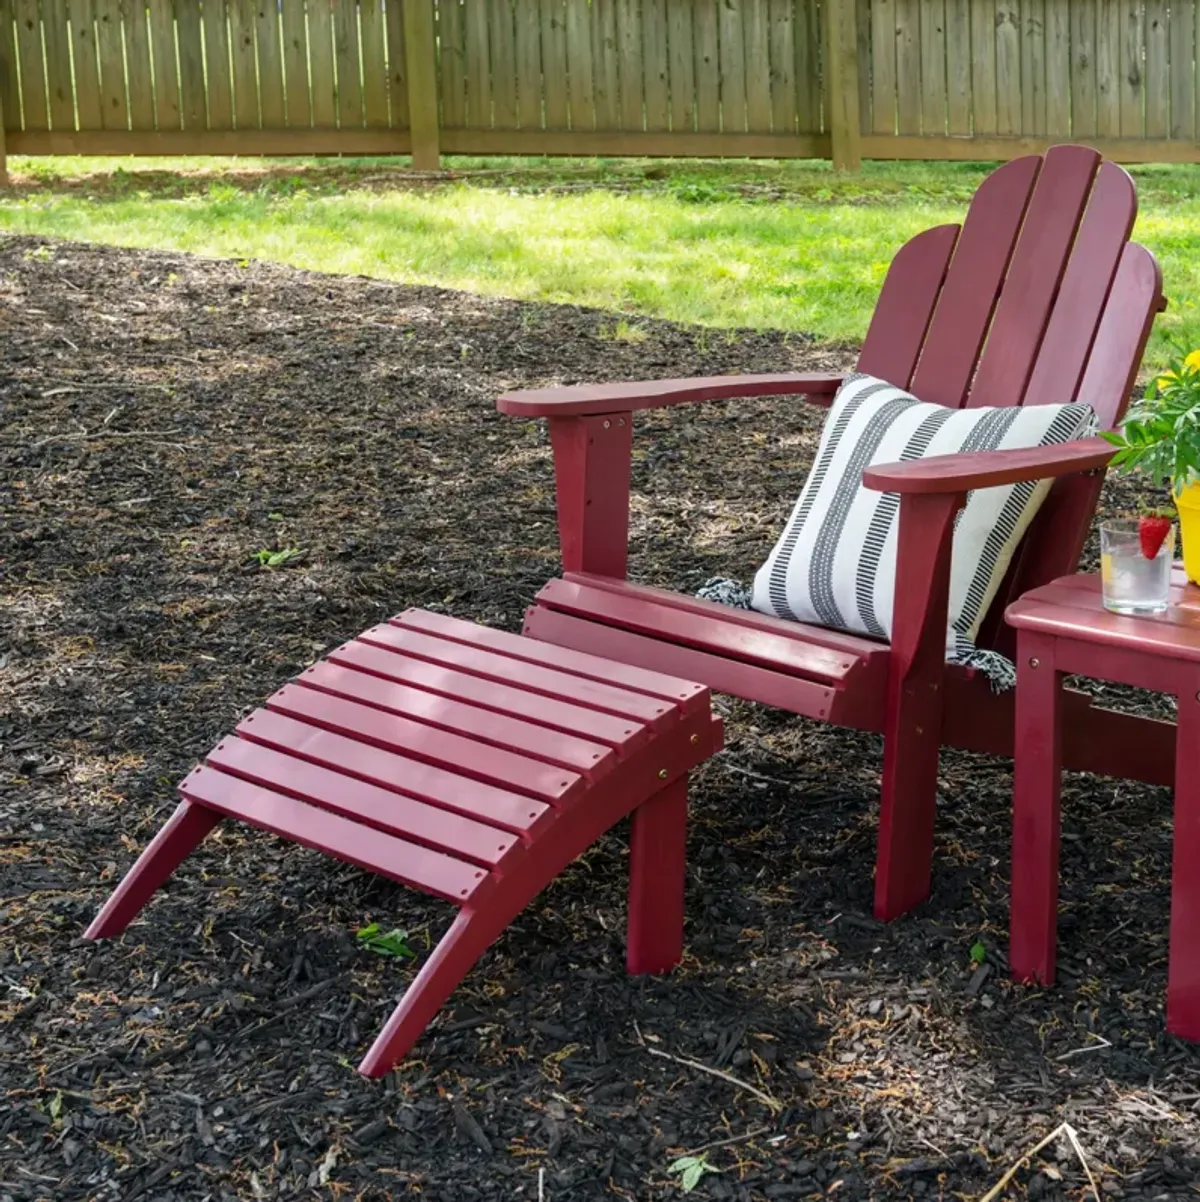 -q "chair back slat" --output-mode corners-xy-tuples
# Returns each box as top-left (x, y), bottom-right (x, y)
(977, 241), (1164, 653)
(1021, 162), (1138, 410)
(908, 155), (1041, 408)
(967, 144), (1101, 408)
(857, 224), (959, 389)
